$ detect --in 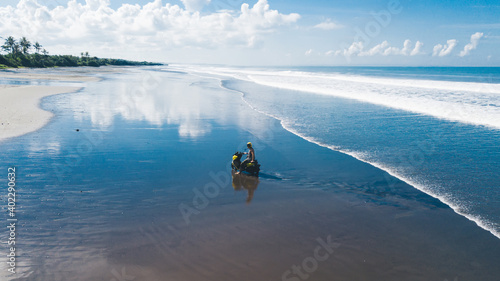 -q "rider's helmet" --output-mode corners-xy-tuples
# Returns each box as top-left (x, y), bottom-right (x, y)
(247, 142), (252, 148)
